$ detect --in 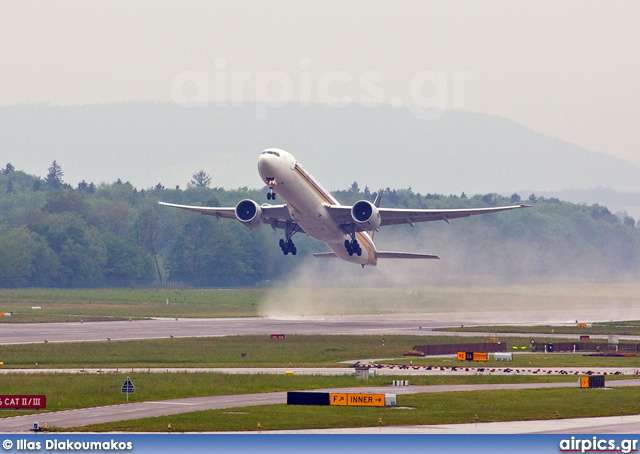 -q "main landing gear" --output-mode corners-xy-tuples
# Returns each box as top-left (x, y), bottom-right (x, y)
(279, 221), (300, 256)
(279, 238), (296, 255)
(345, 238), (362, 256)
